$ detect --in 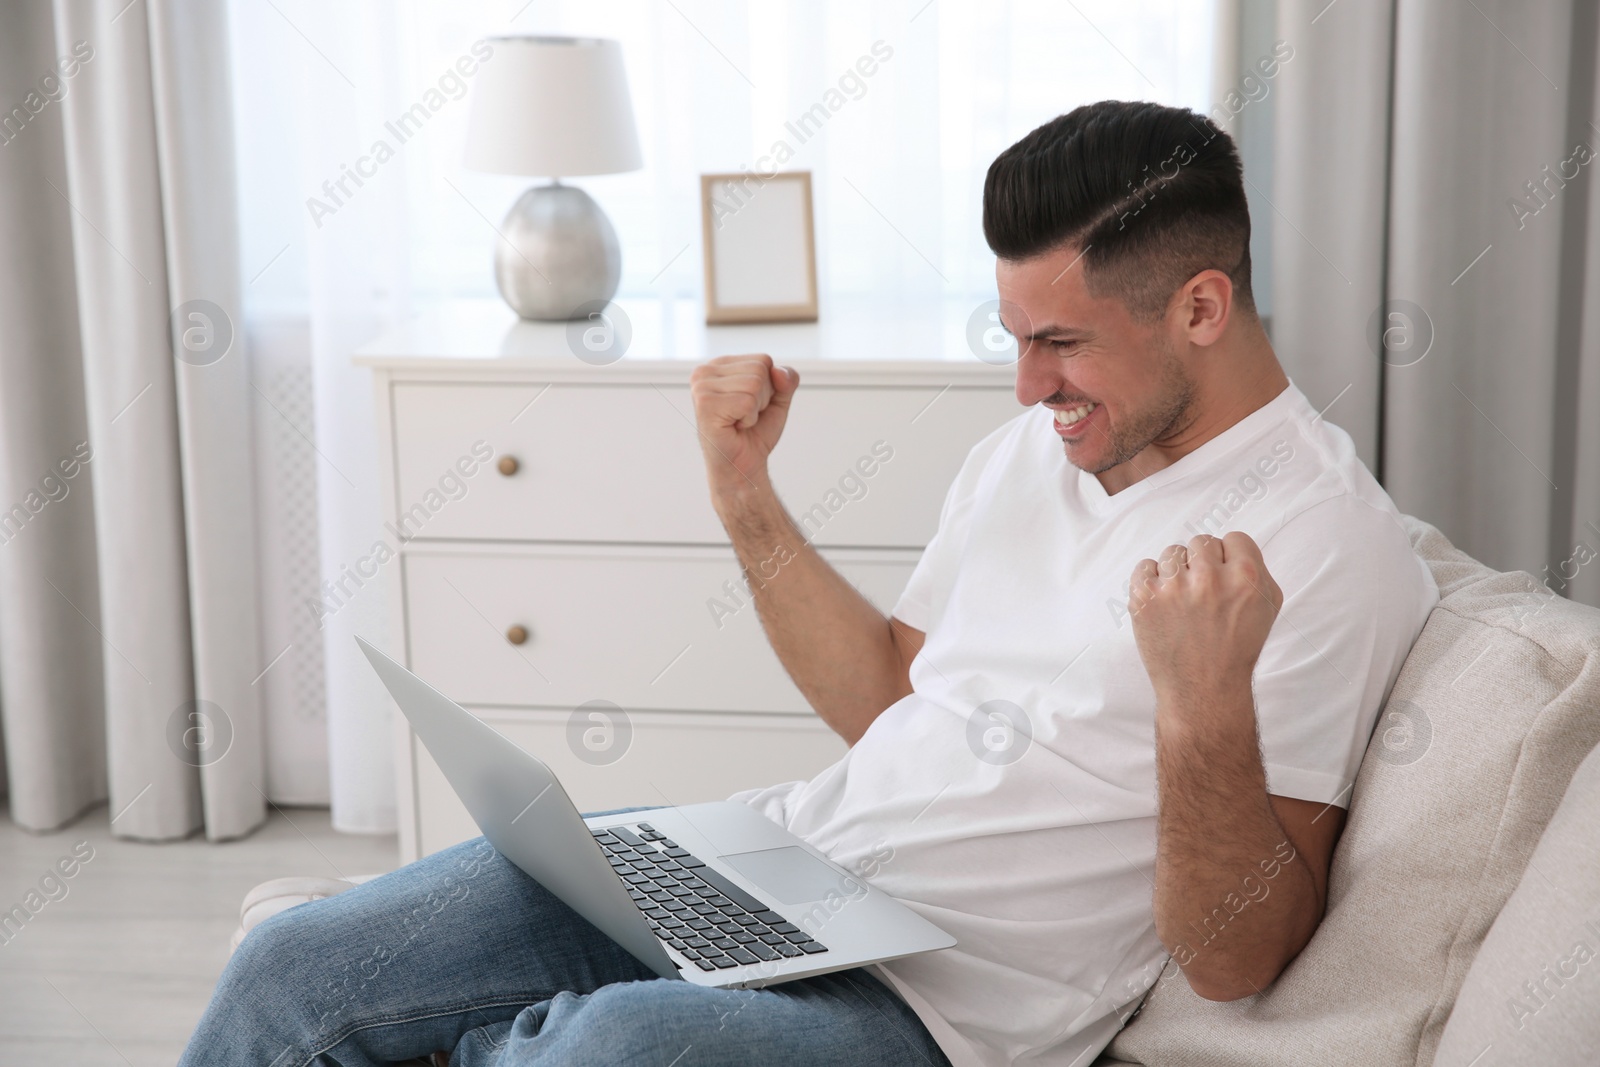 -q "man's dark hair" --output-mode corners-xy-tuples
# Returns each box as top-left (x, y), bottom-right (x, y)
(983, 100), (1254, 321)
